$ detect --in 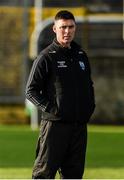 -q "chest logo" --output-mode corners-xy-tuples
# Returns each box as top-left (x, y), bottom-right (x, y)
(79, 61), (85, 70)
(57, 61), (67, 68)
